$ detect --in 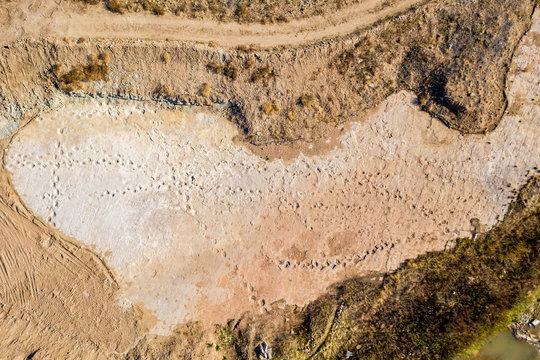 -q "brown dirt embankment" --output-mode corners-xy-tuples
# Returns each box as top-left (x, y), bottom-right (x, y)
(0, 0), (535, 145)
